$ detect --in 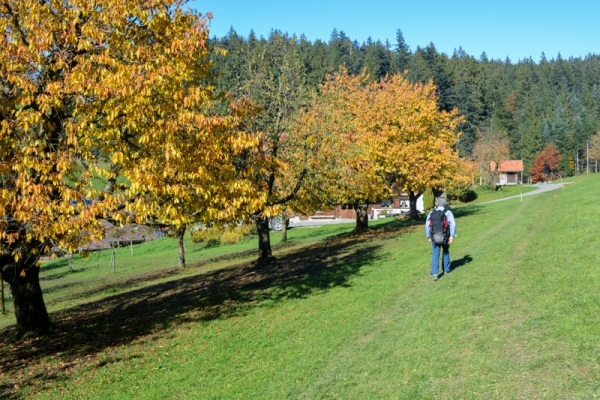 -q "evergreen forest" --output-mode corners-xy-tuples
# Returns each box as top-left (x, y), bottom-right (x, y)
(210, 28), (600, 178)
